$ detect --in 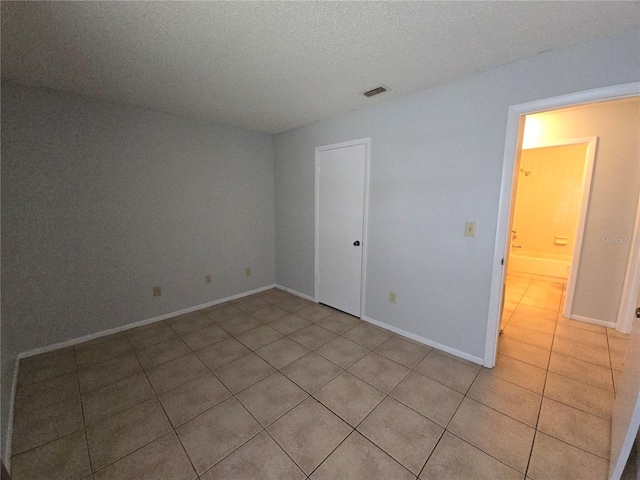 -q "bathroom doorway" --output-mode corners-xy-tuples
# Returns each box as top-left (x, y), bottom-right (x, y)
(507, 128), (597, 320)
